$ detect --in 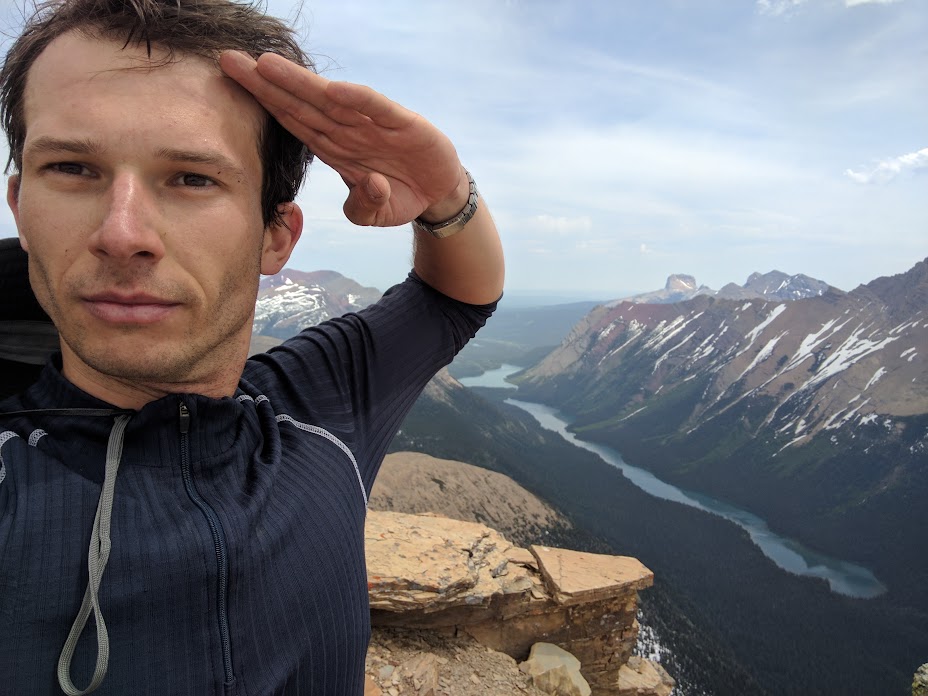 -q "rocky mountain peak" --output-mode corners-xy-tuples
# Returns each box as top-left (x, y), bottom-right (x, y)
(856, 256), (928, 319)
(253, 268), (381, 340)
(619, 269), (832, 306)
(740, 270), (833, 301)
(665, 274), (697, 292)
